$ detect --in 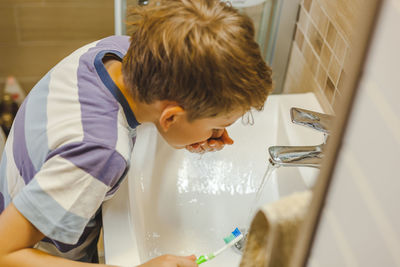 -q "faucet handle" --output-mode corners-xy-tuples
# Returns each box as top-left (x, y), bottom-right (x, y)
(290, 107), (333, 134)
